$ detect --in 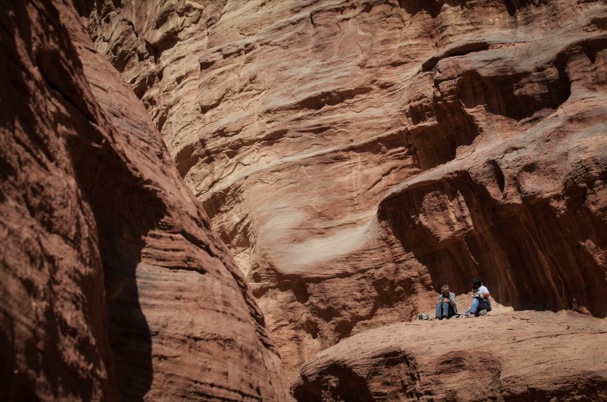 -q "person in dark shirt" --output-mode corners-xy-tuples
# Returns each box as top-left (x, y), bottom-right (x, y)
(435, 284), (458, 320)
